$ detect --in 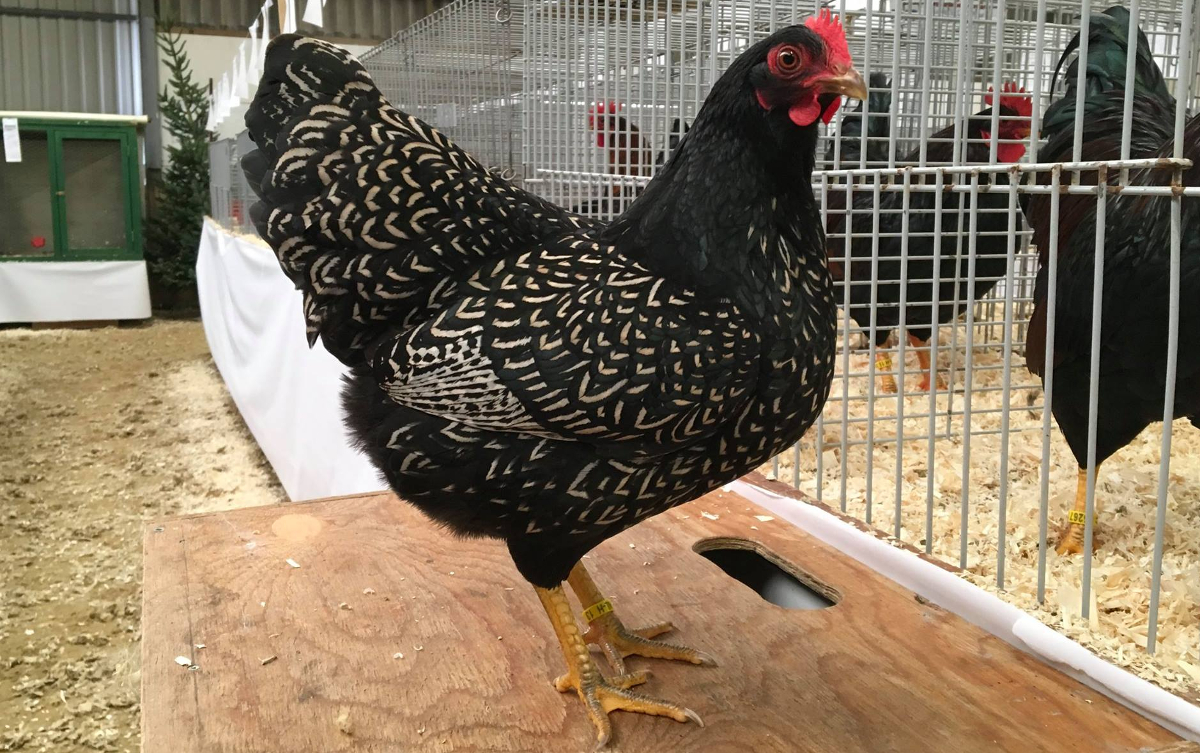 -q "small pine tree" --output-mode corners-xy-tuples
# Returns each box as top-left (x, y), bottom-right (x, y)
(144, 26), (210, 293)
